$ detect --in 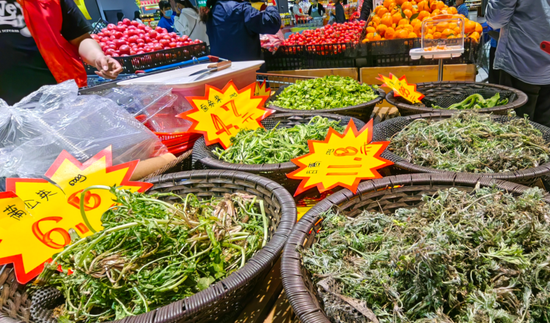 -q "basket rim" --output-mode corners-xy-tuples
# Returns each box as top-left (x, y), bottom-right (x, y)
(385, 81), (528, 114)
(281, 173), (549, 323)
(128, 170), (296, 323)
(268, 86), (385, 114)
(377, 112), (550, 180)
(195, 112), (364, 172)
